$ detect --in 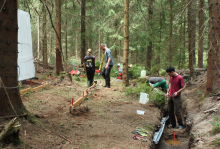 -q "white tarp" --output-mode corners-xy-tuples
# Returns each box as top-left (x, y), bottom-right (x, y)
(18, 9), (35, 81)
